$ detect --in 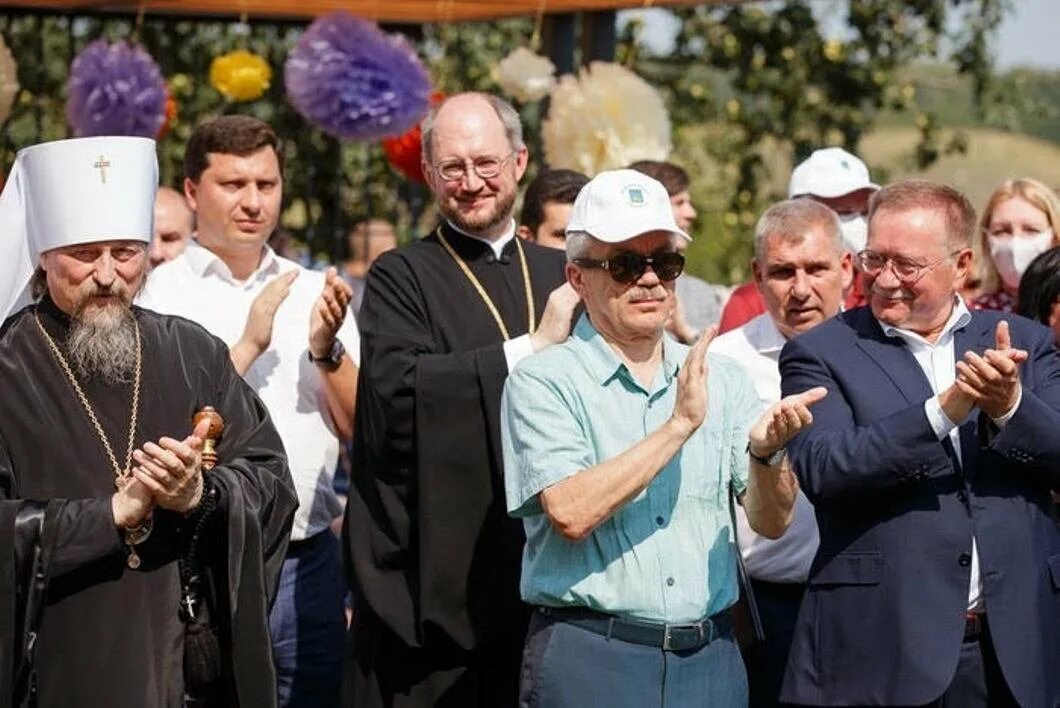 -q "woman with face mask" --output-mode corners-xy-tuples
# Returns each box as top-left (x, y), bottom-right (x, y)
(971, 178), (1060, 312)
